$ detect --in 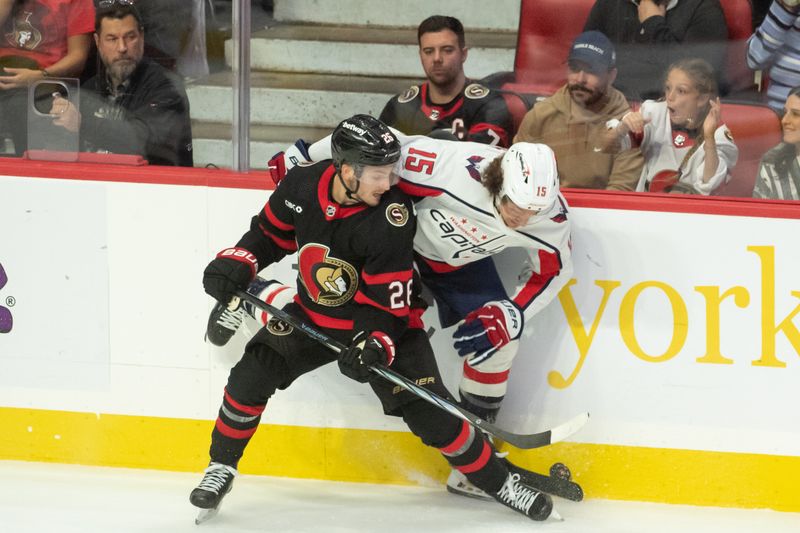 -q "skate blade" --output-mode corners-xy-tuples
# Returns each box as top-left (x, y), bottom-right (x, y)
(445, 482), (494, 501)
(195, 506), (220, 525)
(549, 508), (564, 522)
